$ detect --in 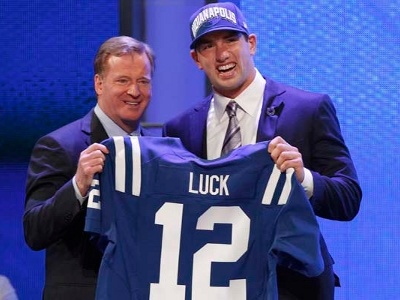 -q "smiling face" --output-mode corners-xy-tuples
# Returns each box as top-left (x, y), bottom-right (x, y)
(191, 30), (257, 99)
(94, 53), (152, 133)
